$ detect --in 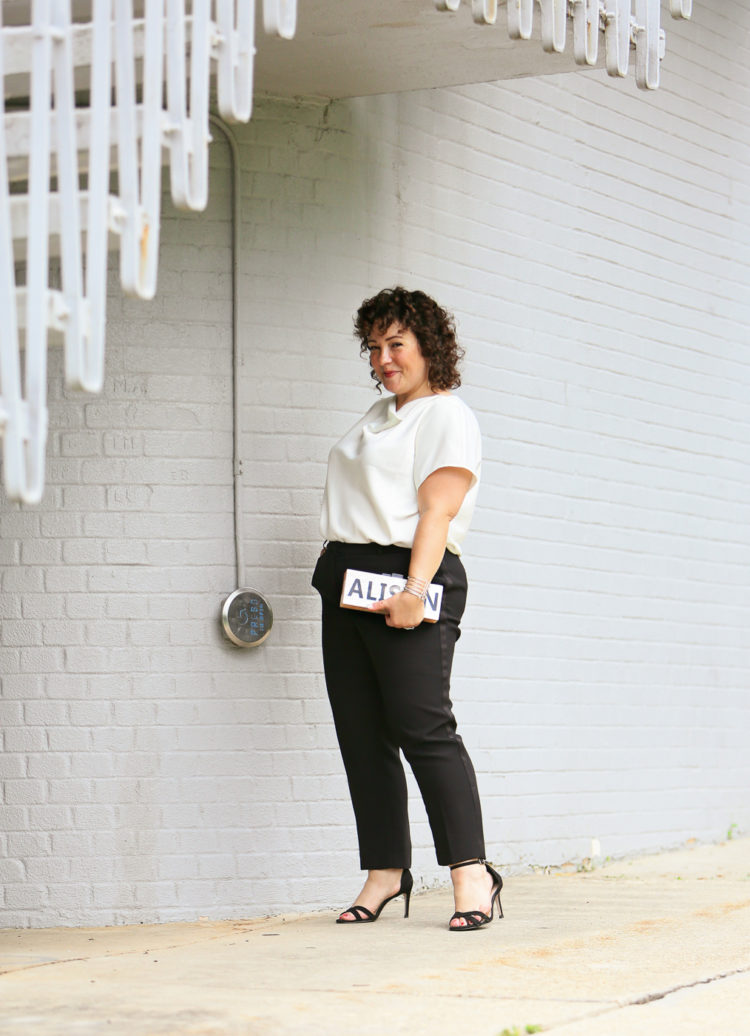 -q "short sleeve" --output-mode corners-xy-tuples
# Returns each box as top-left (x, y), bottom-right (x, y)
(413, 397), (482, 490)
